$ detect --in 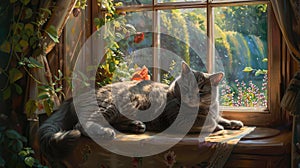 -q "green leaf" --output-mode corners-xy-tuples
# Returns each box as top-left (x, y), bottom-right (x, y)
(255, 69), (264, 76)
(54, 75), (59, 81)
(21, 33), (29, 41)
(0, 41), (11, 53)
(29, 57), (43, 68)
(45, 25), (59, 43)
(24, 157), (35, 167)
(25, 8), (33, 19)
(38, 92), (50, 100)
(19, 40), (29, 50)
(25, 23), (34, 35)
(9, 68), (23, 83)
(14, 83), (23, 95)
(38, 85), (51, 92)
(5, 129), (21, 140)
(58, 69), (63, 78)
(115, 2), (123, 6)
(94, 18), (105, 27)
(109, 62), (115, 72)
(27, 64), (34, 68)
(43, 100), (53, 116)
(19, 150), (28, 157)
(18, 61), (25, 66)
(10, 0), (17, 3)
(14, 44), (22, 53)
(242, 67), (253, 72)
(94, 17), (100, 24)
(262, 58), (268, 62)
(3, 87), (11, 100)
(24, 147), (35, 154)
(25, 99), (37, 117)
(55, 87), (63, 93)
(125, 24), (136, 33)
(20, 0), (30, 5)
